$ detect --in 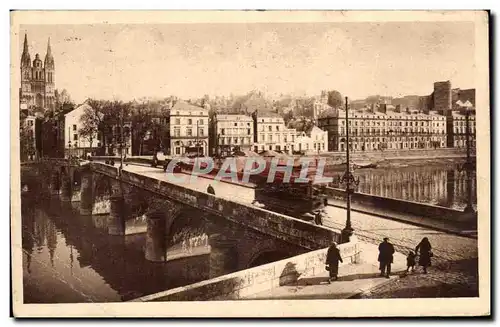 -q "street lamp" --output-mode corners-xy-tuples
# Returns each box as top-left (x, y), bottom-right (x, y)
(340, 96), (360, 243)
(456, 105), (475, 213)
